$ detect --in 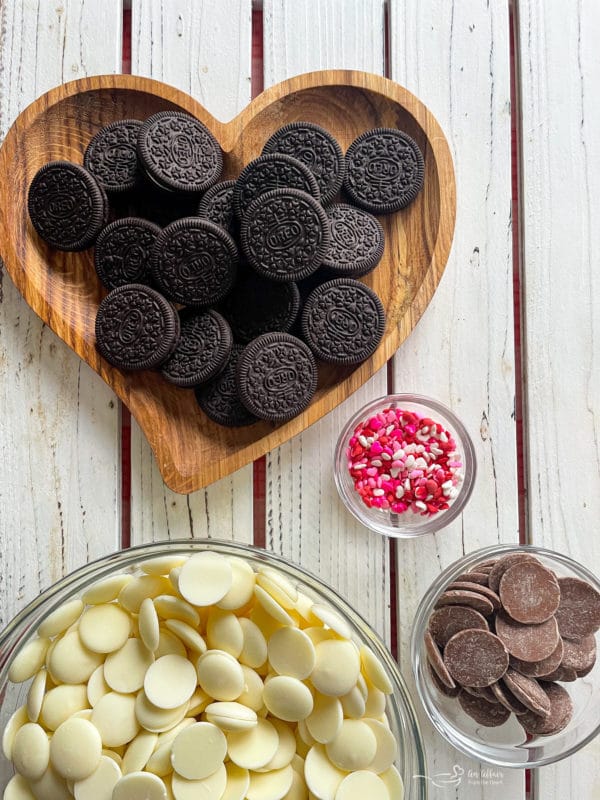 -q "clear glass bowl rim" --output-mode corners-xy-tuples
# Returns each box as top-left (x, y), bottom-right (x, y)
(0, 538), (427, 799)
(334, 393), (477, 538)
(411, 542), (600, 768)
